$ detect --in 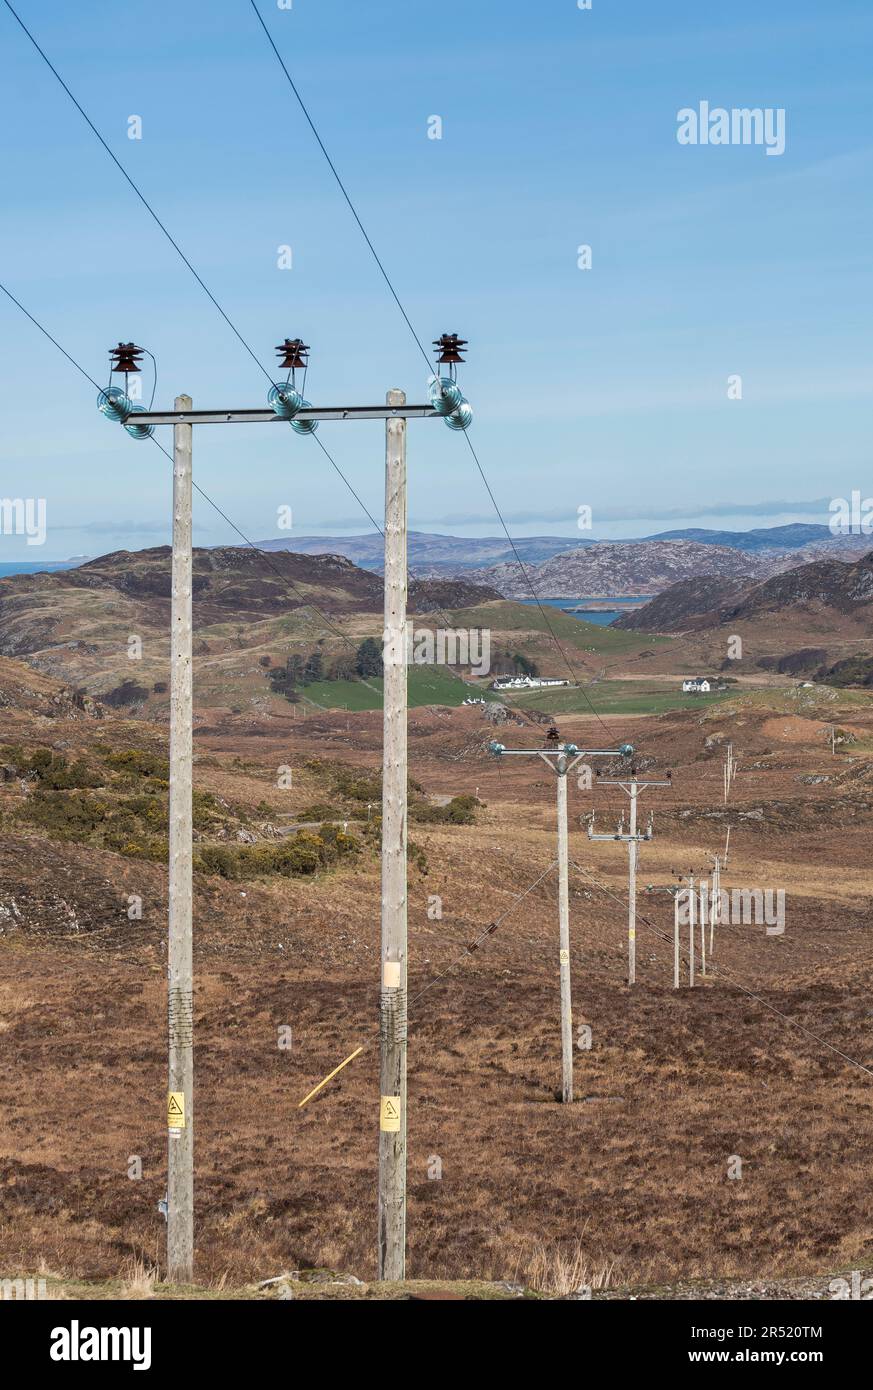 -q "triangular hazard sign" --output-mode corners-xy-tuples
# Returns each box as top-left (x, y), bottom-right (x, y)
(168, 1096), (184, 1115)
